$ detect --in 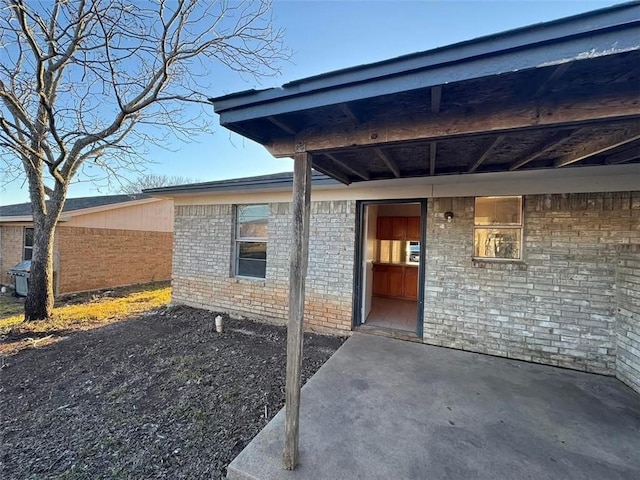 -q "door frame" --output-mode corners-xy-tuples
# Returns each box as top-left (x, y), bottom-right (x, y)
(352, 198), (427, 337)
